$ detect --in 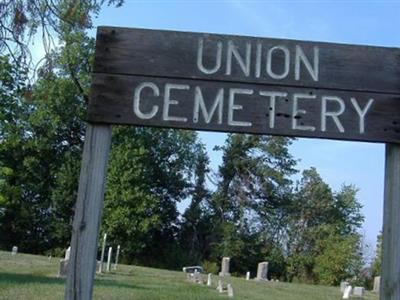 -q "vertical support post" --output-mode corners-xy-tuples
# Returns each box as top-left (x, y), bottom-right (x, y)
(65, 123), (112, 300)
(381, 143), (400, 300)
